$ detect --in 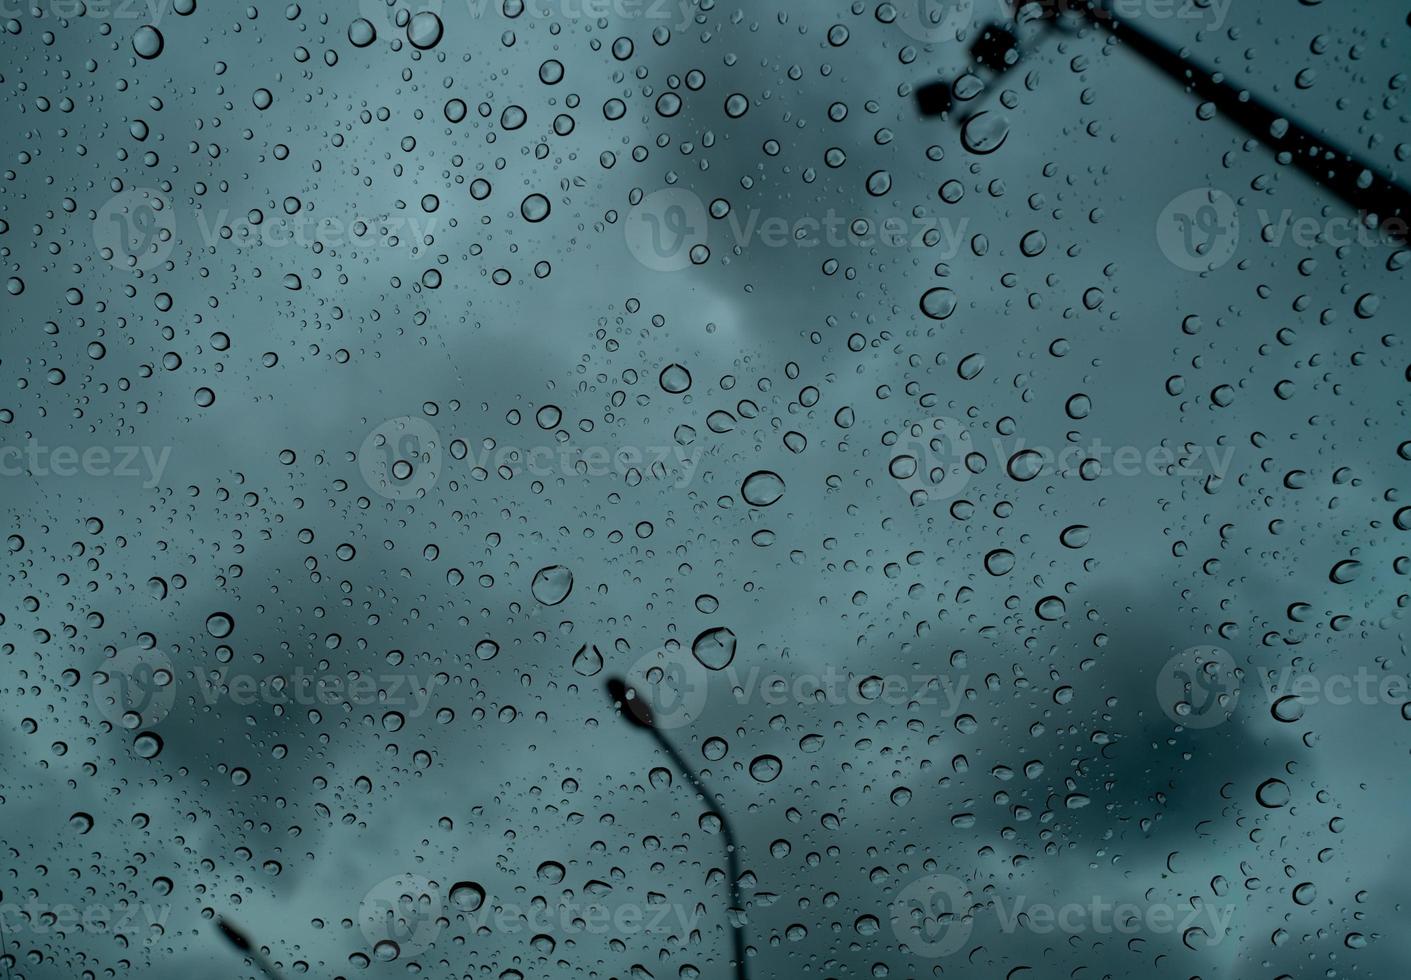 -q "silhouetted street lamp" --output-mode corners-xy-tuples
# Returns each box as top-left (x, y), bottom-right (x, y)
(916, 0), (1410, 243)
(606, 677), (750, 980)
(216, 917), (286, 980)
